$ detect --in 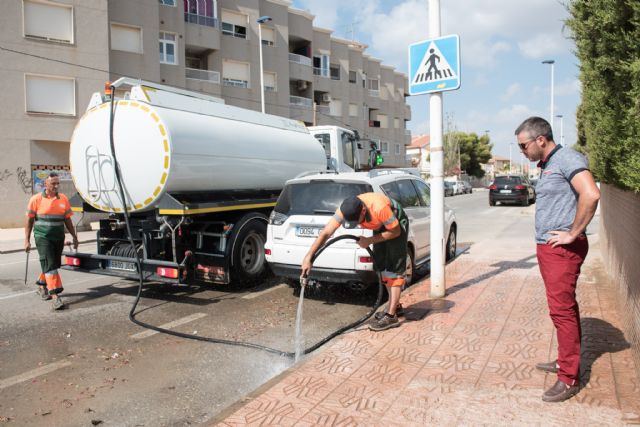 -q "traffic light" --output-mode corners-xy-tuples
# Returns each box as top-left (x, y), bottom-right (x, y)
(375, 151), (384, 166)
